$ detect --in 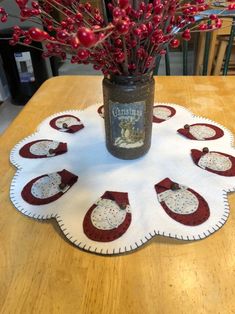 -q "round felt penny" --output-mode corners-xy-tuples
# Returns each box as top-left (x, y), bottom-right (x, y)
(59, 182), (67, 190)
(48, 148), (55, 154)
(171, 183), (180, 190)
(203, 147), (209, 153)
